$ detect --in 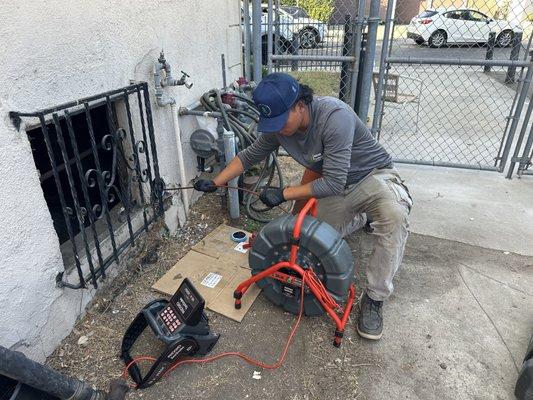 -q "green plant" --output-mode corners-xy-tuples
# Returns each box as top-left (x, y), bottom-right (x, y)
(281, 0), (335, 22)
